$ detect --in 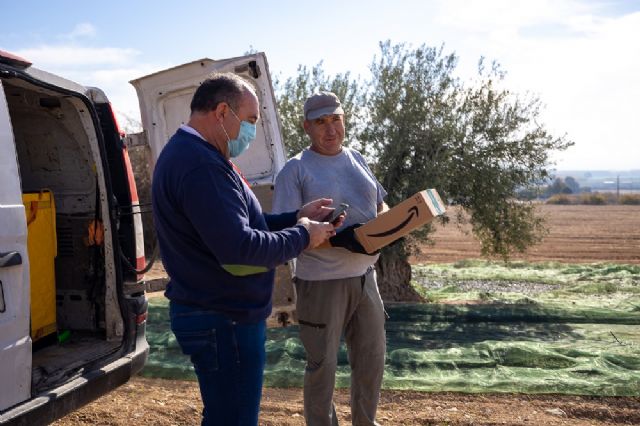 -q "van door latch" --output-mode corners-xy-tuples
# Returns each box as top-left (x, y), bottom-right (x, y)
(0, 251), (22, 268)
